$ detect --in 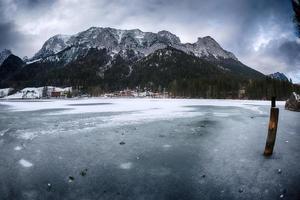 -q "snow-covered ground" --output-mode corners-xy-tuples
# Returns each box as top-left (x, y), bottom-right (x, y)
(2, 86), (72, 99)
(4, 87), (43, 99)
(0, 98), (299, 200)
(0, 98), (284, 113)
(0, 88), (13, 98)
